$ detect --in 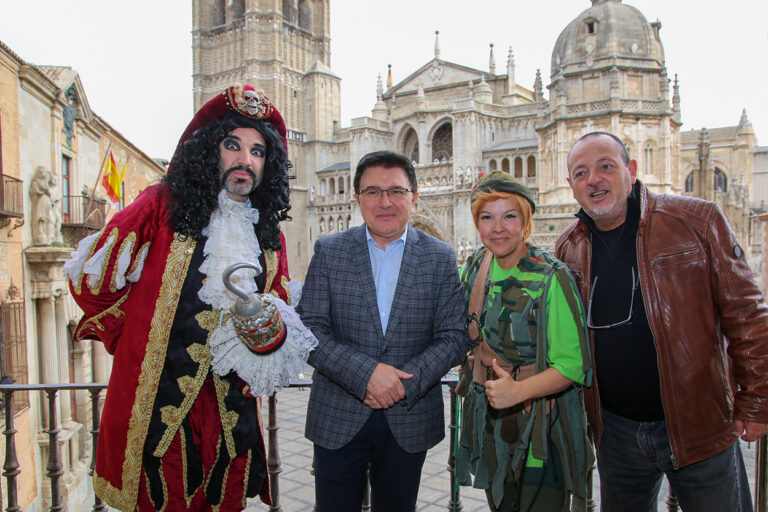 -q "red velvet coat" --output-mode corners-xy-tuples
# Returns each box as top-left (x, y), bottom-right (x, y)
(69, 184), (290, 510)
